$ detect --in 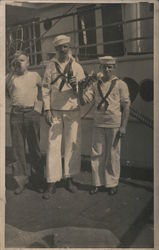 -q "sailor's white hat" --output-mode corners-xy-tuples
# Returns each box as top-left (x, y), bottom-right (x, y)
(53, 35), (71, 47)
(99, 56), (116, 65)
